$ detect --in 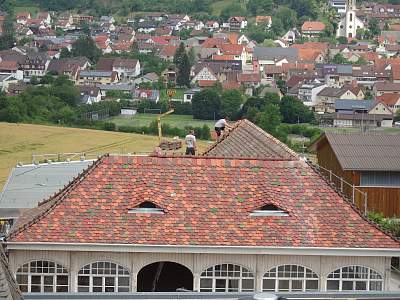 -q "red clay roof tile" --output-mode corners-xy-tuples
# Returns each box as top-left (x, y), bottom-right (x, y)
(8, 154), (400, 249)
